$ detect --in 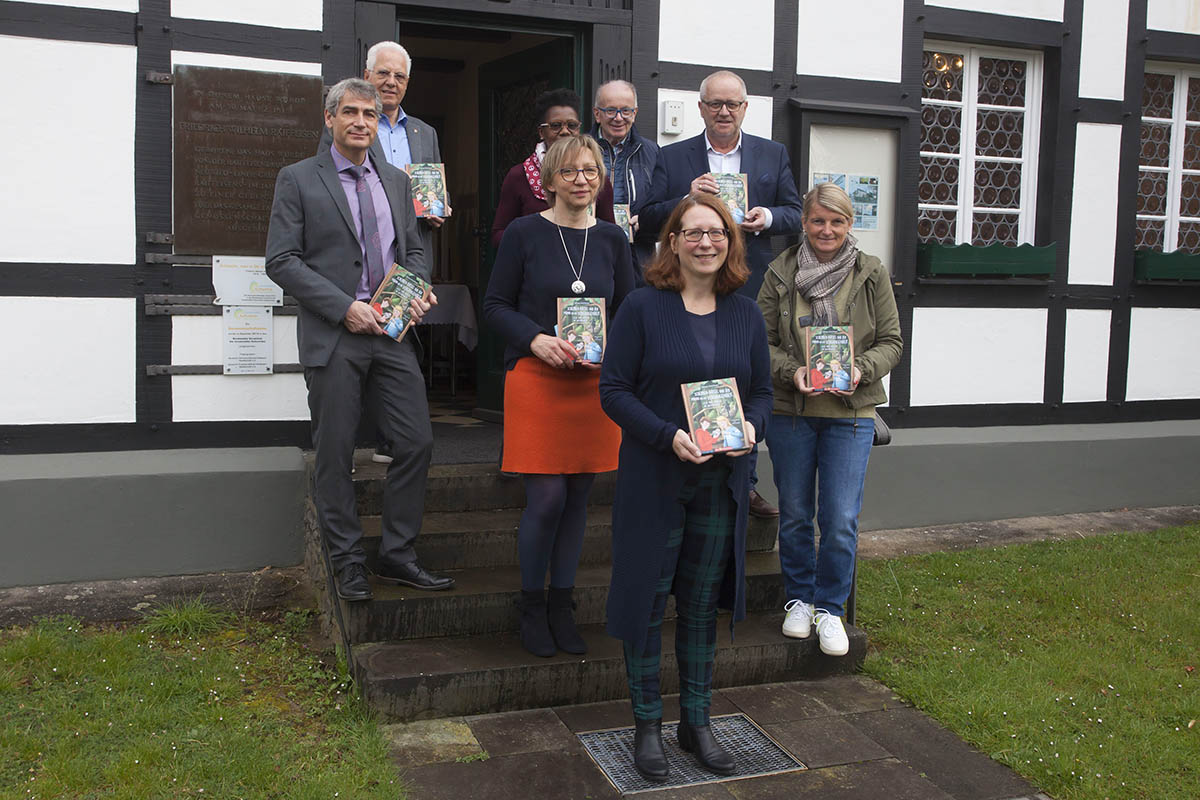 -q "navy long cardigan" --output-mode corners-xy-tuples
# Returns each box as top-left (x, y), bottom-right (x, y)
(599, 287), (773, 649)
